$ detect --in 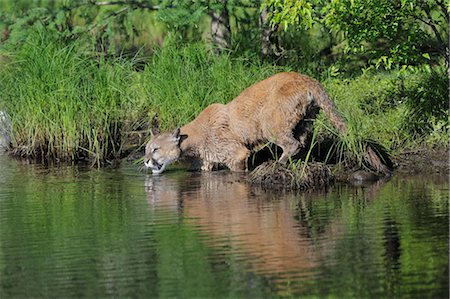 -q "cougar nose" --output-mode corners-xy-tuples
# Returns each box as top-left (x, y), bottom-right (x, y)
(145, 159), (151, 167)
